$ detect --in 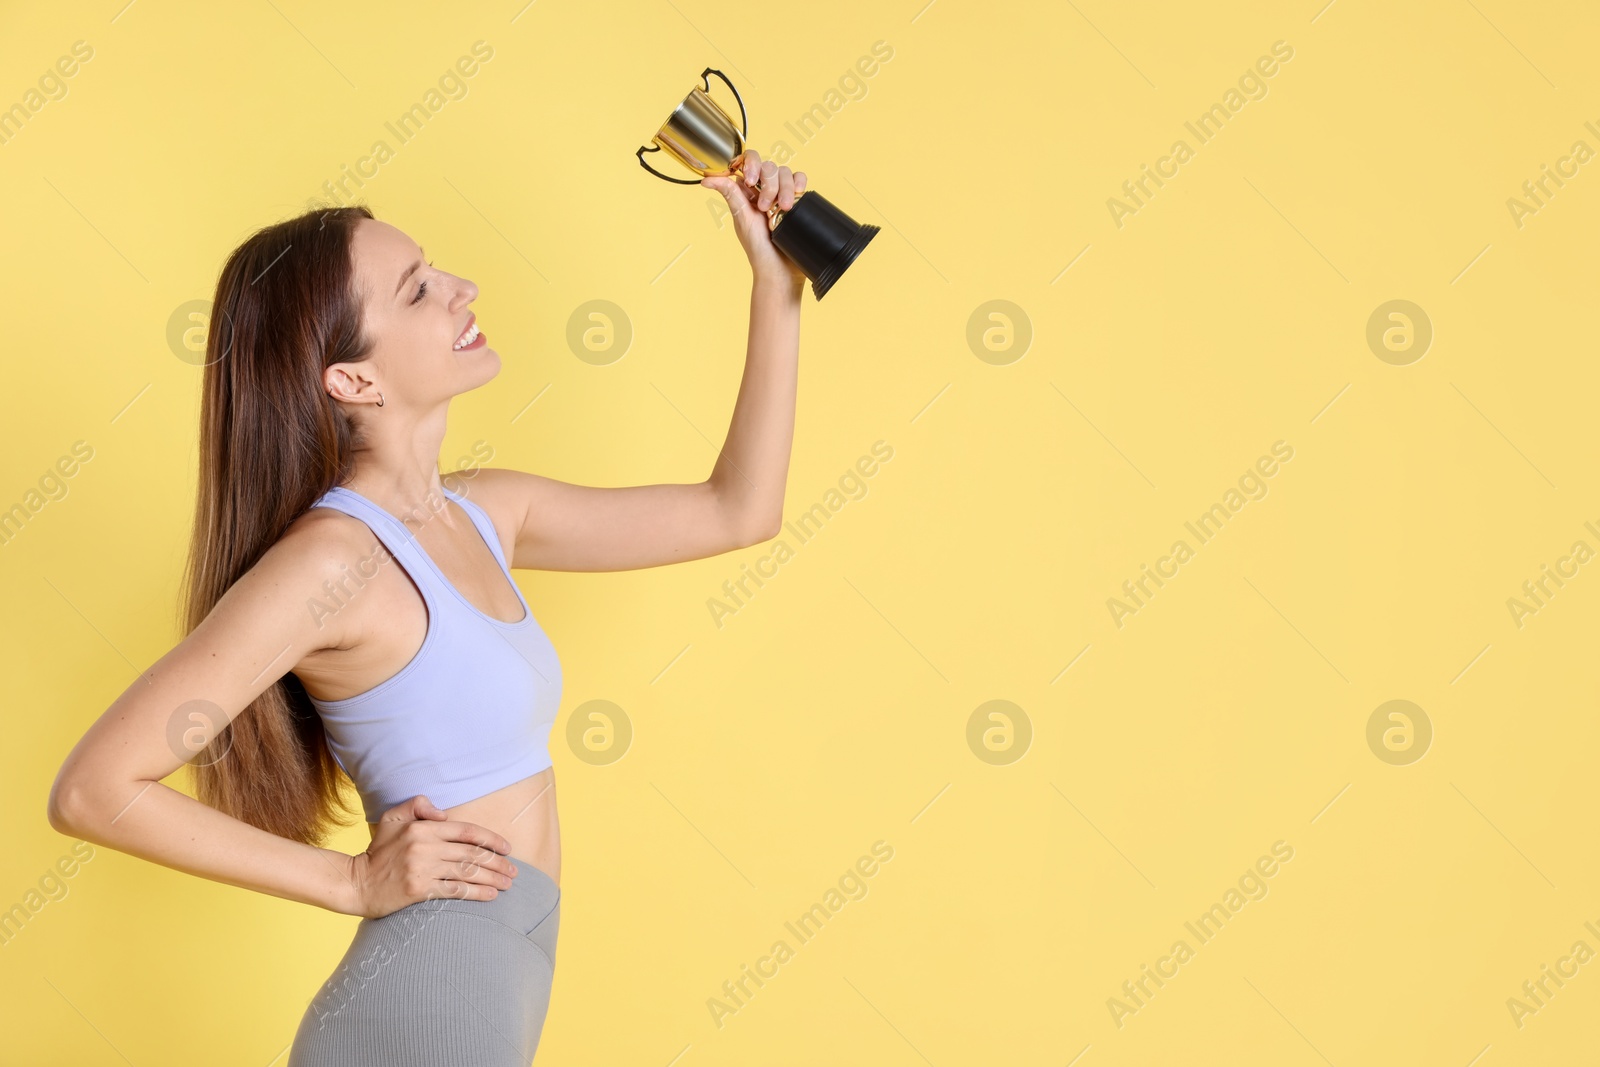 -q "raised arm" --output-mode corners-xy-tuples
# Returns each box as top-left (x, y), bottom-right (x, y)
(454, 151), (805, 574)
